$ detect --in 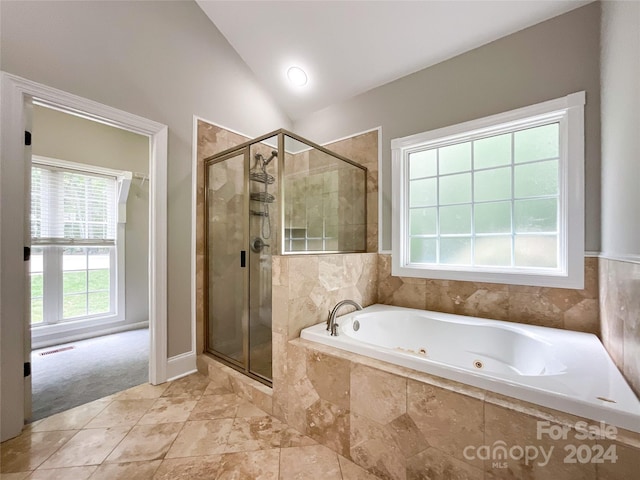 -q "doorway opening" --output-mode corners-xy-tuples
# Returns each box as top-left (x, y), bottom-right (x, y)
(0, 72), (168, 441)
(28, 104), (150, 420)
